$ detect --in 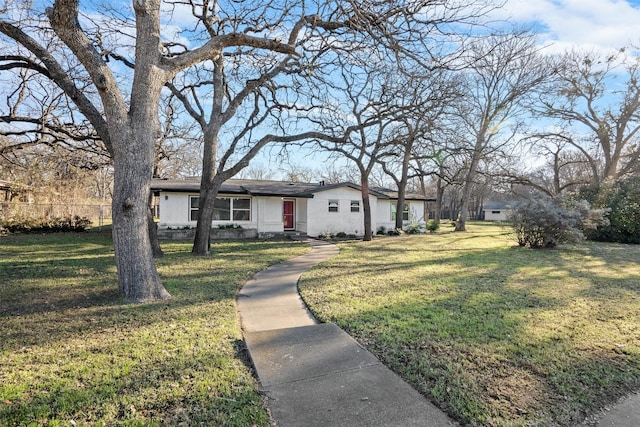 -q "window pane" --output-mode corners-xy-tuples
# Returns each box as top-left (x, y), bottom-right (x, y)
(231, 198), (251, 221)
(233, 210), (250, 221)
(190, 196), (199, 221)
(350, 200), (360, 212)
(234, 198), (251, 209)
(328, 199), (339, 212)
(213, 198), (231, 220)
